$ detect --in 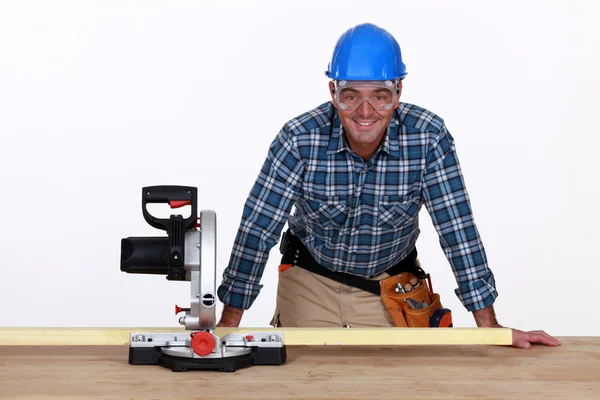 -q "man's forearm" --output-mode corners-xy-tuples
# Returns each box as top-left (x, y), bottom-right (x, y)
(472, 305), (502, 328)
(217, 305), (244, 327)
